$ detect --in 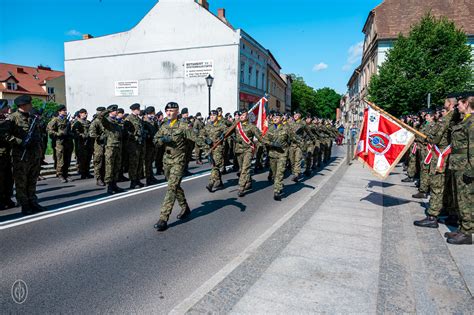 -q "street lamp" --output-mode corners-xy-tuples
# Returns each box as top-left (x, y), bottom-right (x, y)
(205, 74), (214, 116)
